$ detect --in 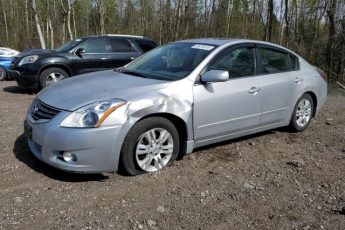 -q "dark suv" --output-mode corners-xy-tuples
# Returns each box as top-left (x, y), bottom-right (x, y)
(9, 35), (158, 89)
